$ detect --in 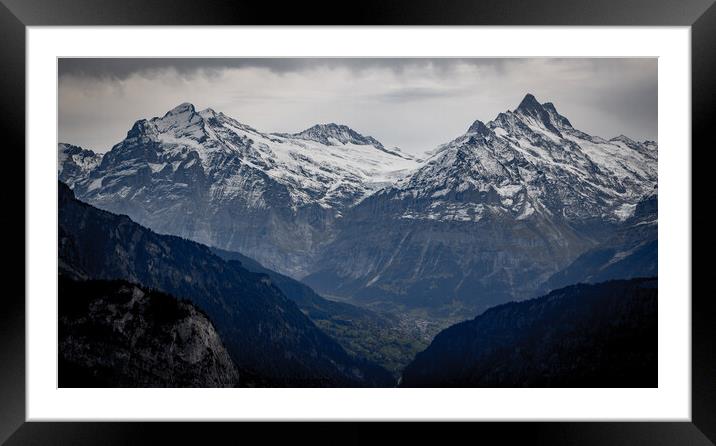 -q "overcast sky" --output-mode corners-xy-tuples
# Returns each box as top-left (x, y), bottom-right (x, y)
(59, 58), (657, 155)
